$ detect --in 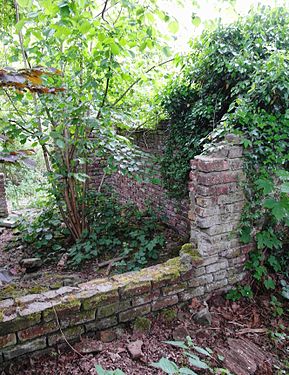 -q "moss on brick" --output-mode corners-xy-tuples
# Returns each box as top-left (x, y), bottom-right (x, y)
(180, 243), (202, 260)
